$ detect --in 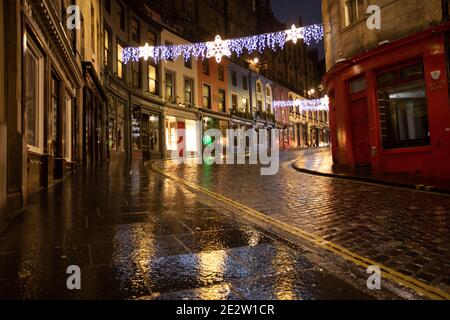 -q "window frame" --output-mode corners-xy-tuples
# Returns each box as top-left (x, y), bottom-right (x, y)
(376, 60), (430, 150)
(184, 77), (194, 105)
(24, 38), (45, 154)
(165, 71), (176, 102)
(202, 83), (212, 109)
